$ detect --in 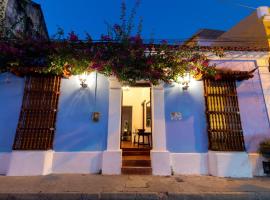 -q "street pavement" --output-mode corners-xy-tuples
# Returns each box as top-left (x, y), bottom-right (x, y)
(0, 174), (269, 199)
